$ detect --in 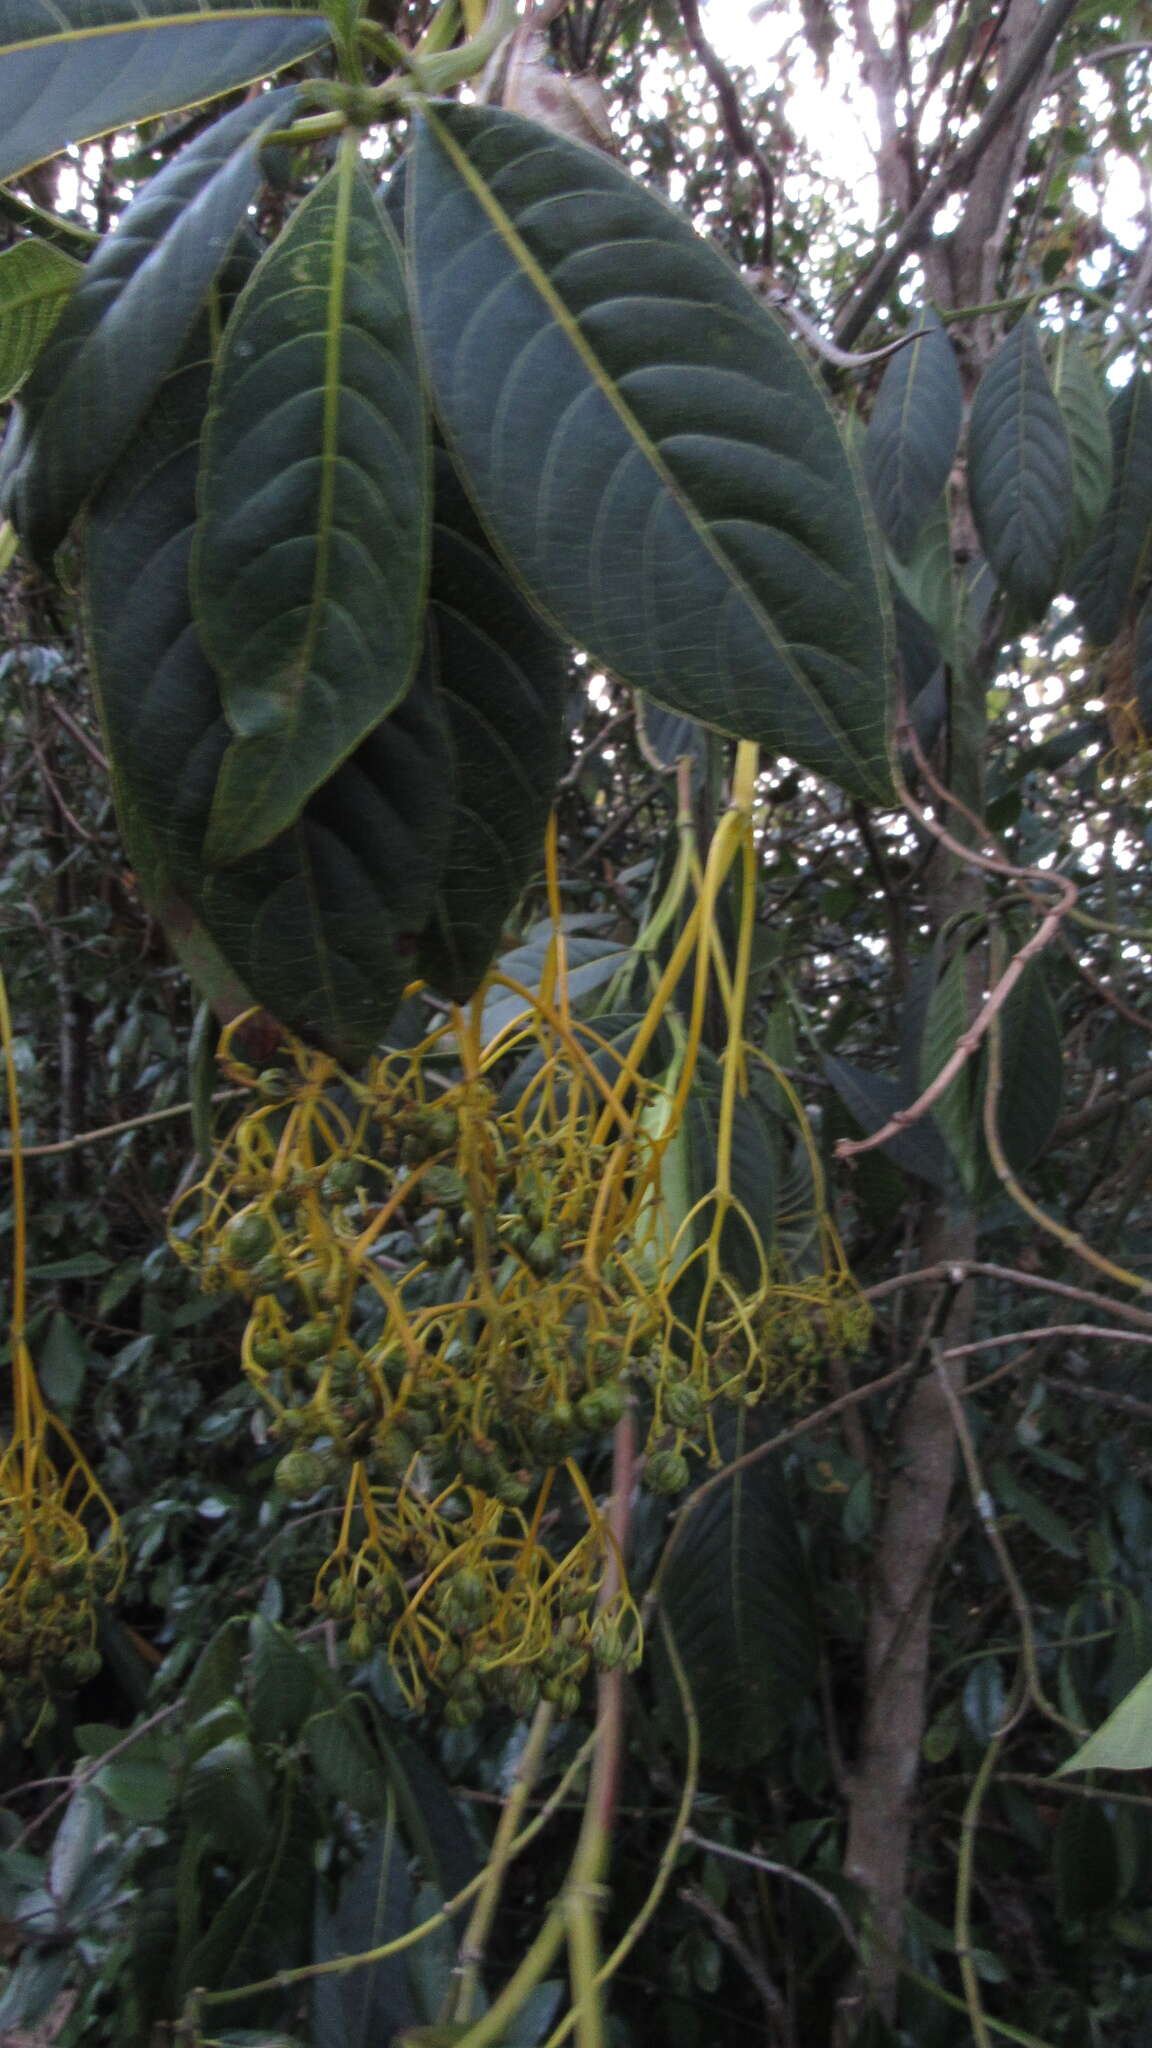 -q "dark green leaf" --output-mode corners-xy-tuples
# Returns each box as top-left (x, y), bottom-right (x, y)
(183, 1734), (269, 1864)
(312, 1825), (418, 2048)
(195, 138), (428, 860)
(990, 1463), (1078, 1558)
(863, 304), (962, 558)
(410, 102), (893, 803)
(38, 1308), (90, 1408)
(27, 1250), (113, 1277)
(1050, 331), (1113, 564)
(662, 1049), (778, 1300)
(918, 945), (980, 1199)
(180, 1772), (318, 1998)
(481, 931), (630, 1044)
(1070, 371), (1152, 644)
(306, 1702), (394, 1822)
(48, 1787), (105, 1906)
(0, 0), (327, 186)
(248, 1616), (317, 1746)
(822, 1054), (953, 1189)
(655, 1423), (819, 1766)
(182, 1615), (247, 1726)
(968, 315), (1073, 618)
(993, 955), (1062, 1175)
(413, 448), (568, 1000)
(1054, 1800), (1119, 1920)
(85, 330), (450, 1059)
(3, 91), (293, 563)
(0, 239), (82, 403)
(961, 1658), (1008, 1741)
